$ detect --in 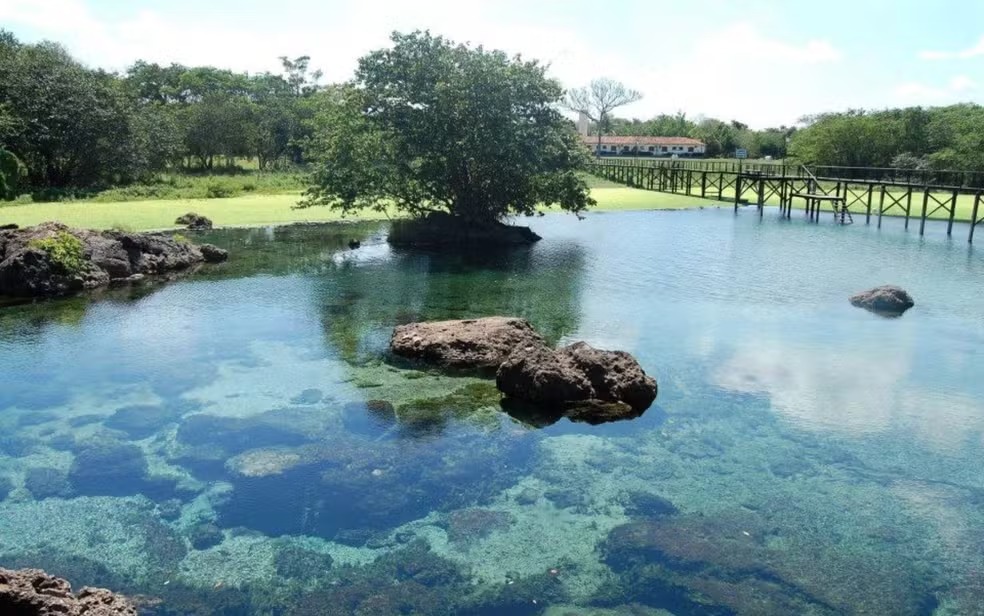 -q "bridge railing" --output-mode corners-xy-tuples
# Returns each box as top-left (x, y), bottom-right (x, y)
(589, 158), (984, 189)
